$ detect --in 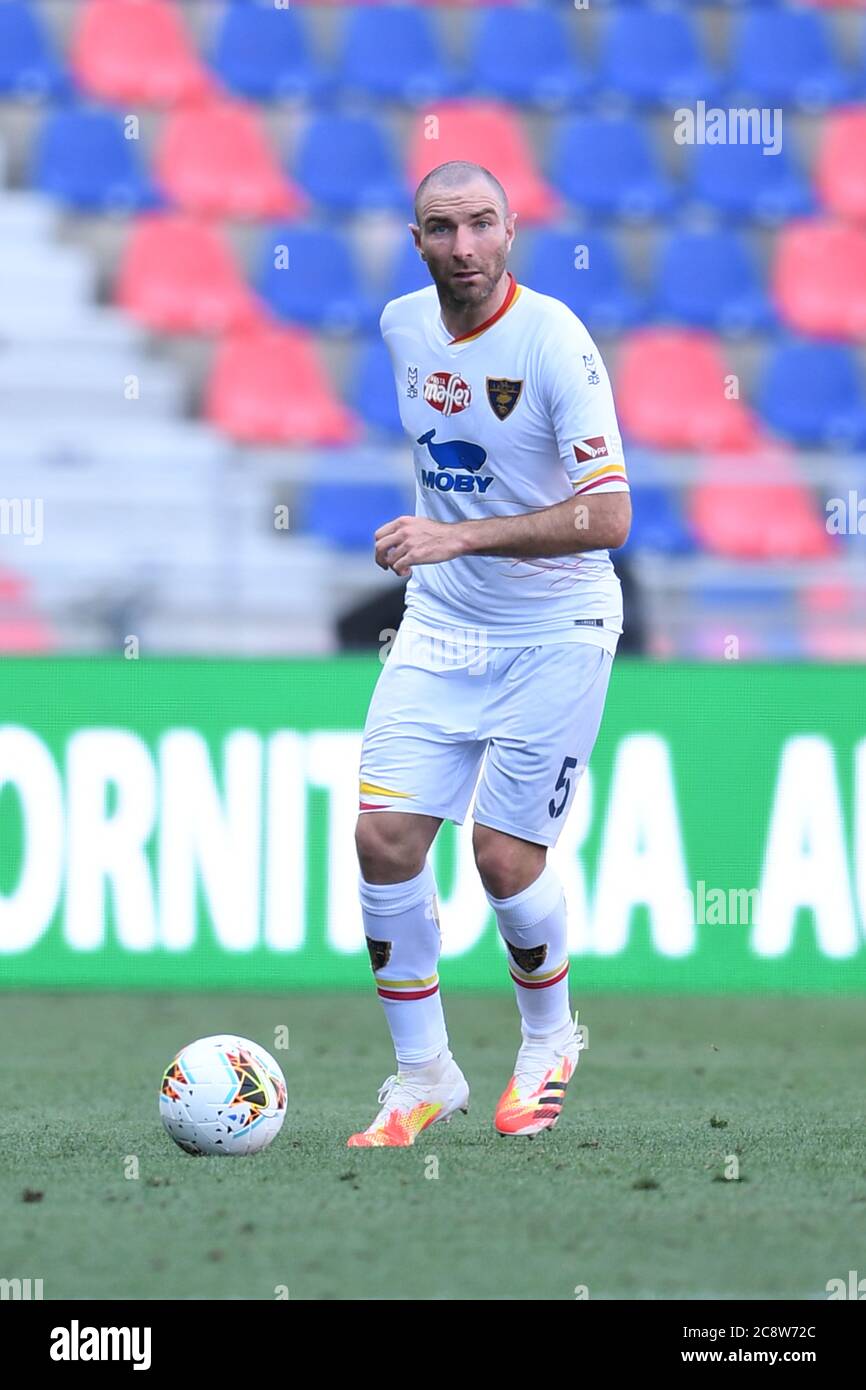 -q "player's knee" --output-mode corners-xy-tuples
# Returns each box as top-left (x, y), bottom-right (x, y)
(355, 814), (425, 884)
(473, 824), (545, 899)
